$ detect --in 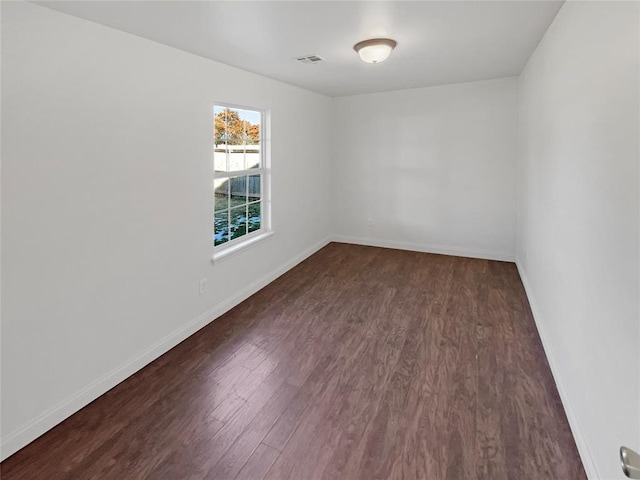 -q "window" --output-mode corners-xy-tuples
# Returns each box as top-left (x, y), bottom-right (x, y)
(213, 105), (269, 252)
